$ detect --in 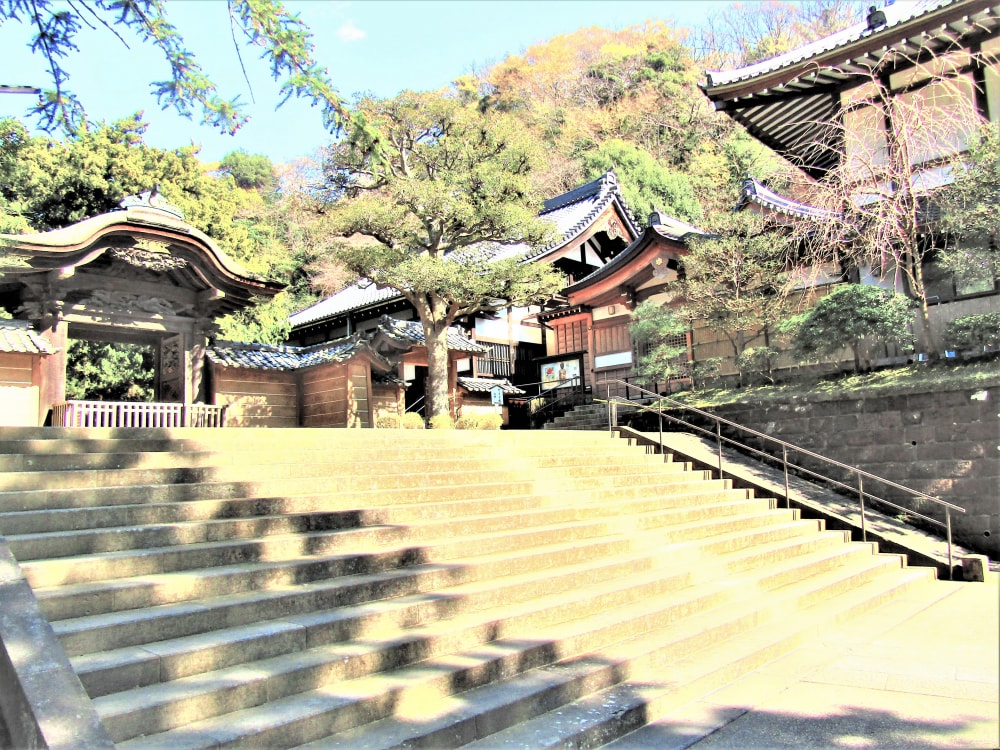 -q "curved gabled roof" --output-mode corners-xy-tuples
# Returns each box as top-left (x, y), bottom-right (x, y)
(207, 335), (393, 372)
(526, 170), (642, 262)
(371, 315), (488, 355)
(702, 0), (1000, 177)
(736, 177), (842, 220)
(0, 201), (284, 316)
(564, 211), (708, 298)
